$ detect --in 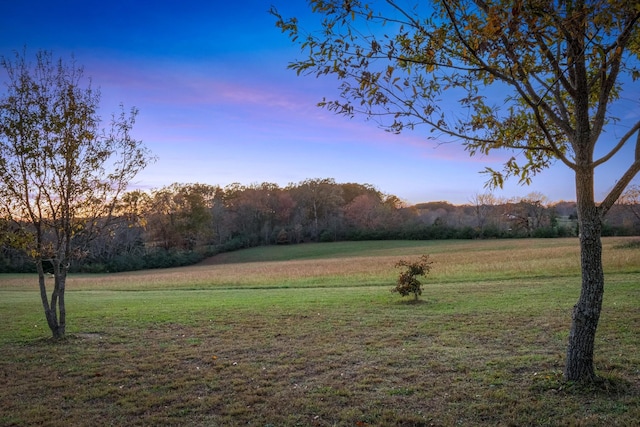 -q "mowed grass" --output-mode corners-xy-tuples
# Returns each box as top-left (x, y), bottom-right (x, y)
(0, 237), (638, 426)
